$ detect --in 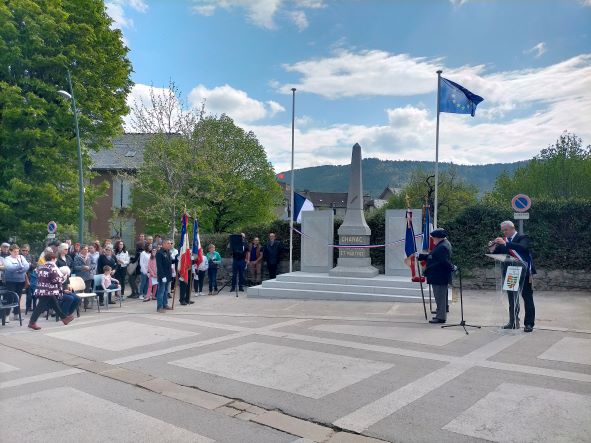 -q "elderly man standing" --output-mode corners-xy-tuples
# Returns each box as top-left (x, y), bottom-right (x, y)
(418, 229), (454, 324)
(489, 220), (536, 332)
